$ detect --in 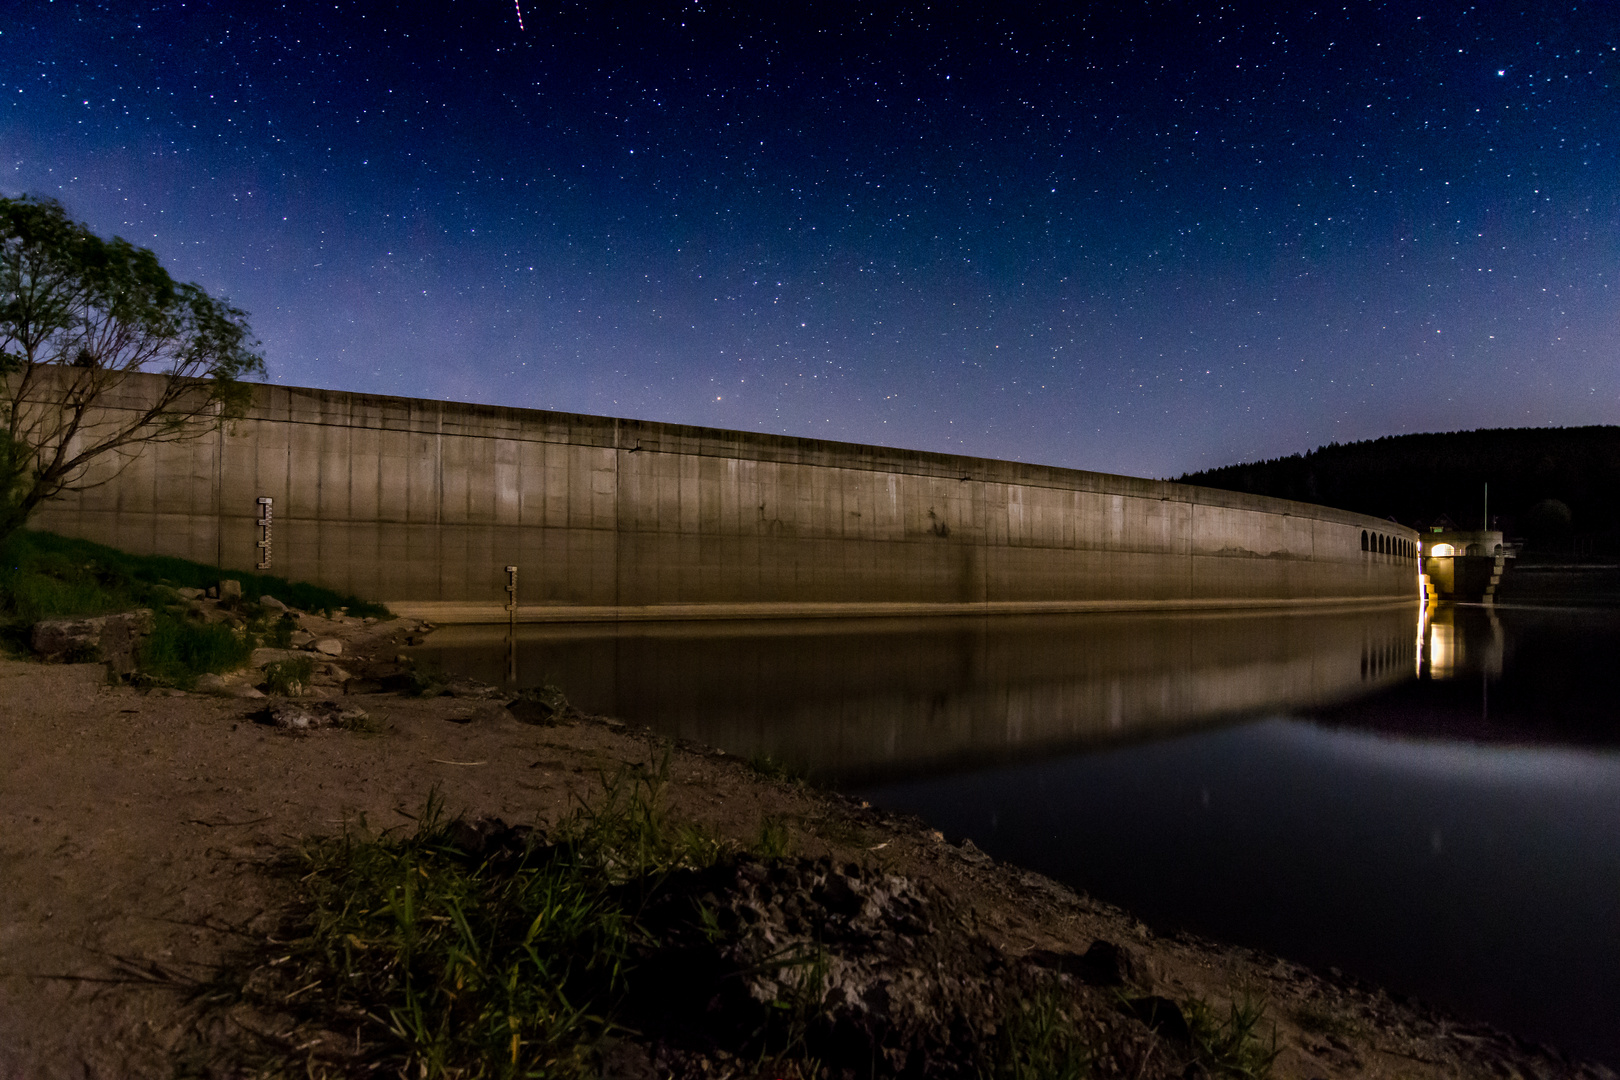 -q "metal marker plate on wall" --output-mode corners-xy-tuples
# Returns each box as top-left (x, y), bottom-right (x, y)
(256, 497), (273, 570)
